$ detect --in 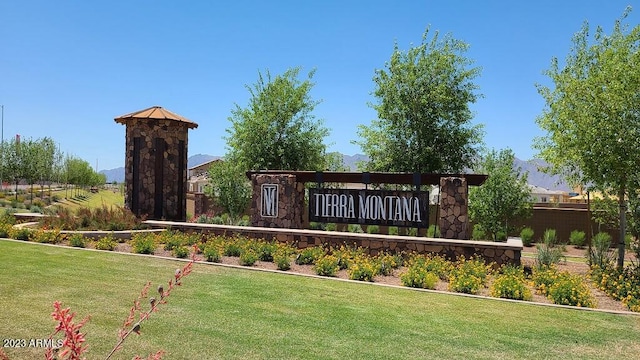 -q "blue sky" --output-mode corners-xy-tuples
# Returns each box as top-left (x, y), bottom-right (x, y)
(1, 1), (638, 171)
